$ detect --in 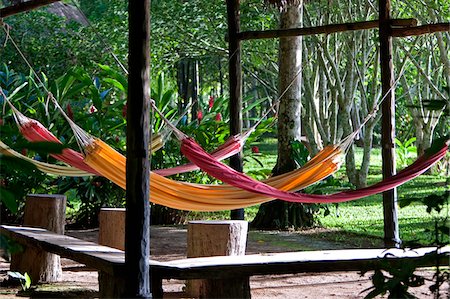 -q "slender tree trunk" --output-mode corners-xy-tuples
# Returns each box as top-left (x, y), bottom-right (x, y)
(253, 2), (309, 230)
